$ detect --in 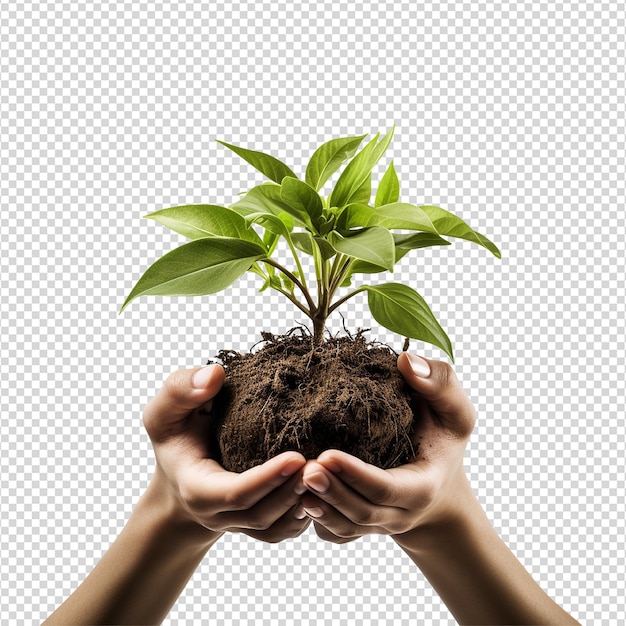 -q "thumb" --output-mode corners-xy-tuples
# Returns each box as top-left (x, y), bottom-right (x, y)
(142, 364), (226, 442)
(397, 352), (476, 438)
